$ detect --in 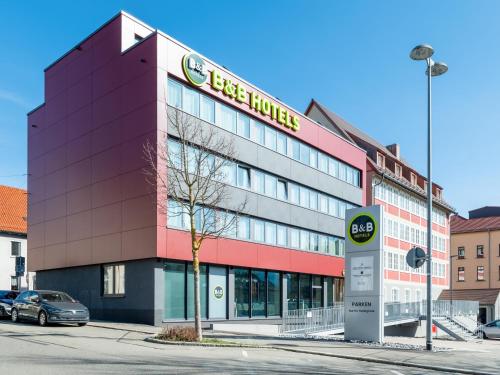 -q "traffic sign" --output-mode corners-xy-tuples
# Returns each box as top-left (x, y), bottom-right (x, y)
(406, 247), (426, 269)
(15, 256), (25, 276)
